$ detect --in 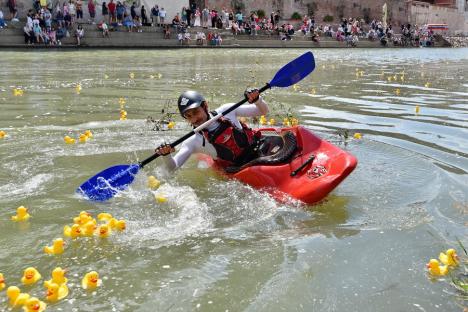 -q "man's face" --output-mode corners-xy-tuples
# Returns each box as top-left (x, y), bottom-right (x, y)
(183, 105), (208, 127)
